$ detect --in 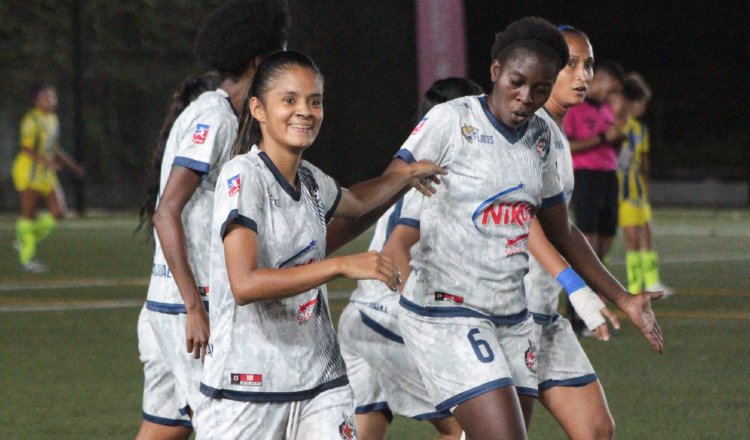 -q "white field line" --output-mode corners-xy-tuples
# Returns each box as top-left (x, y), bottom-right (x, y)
(0, 218), (138, 231)
(0, 277), (148, 292)
(0, 251), (748, 312)
(0, 299), (142, 313)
